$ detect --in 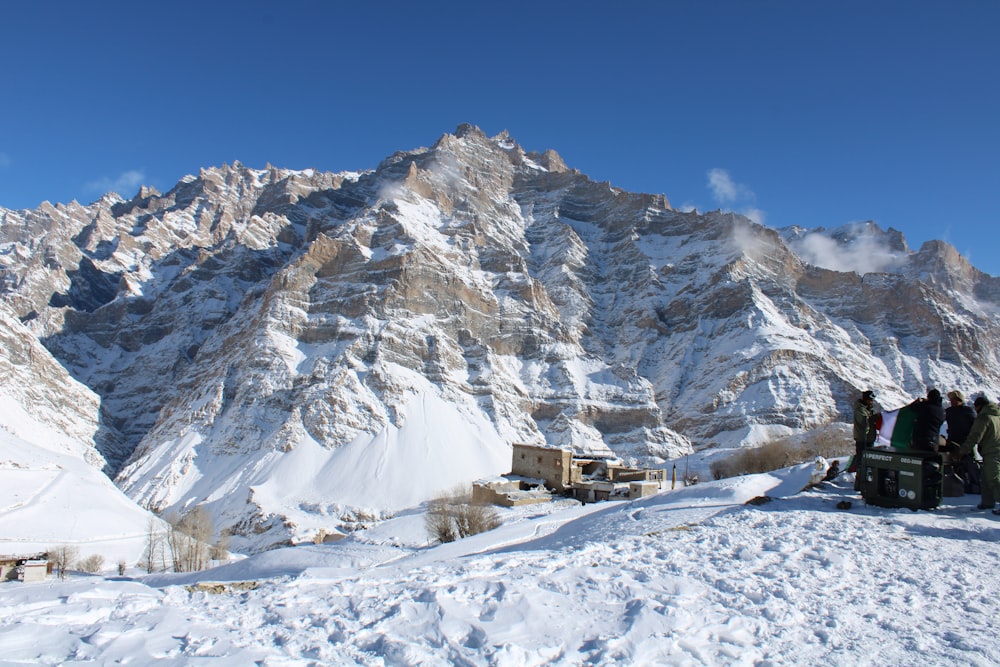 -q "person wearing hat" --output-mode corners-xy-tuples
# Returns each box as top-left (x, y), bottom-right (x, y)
(959, 395), (1000, 513)
(946, 390), (980, 493)
(849, 389), (880, 474)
